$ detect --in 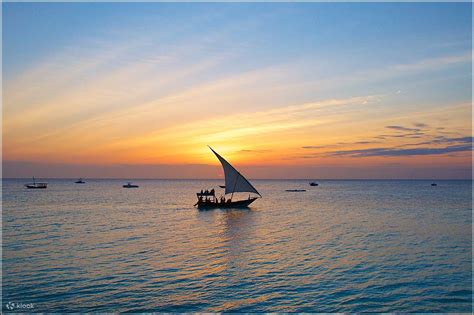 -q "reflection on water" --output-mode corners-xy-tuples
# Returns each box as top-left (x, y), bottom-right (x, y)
(2, 179), (472, 312)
